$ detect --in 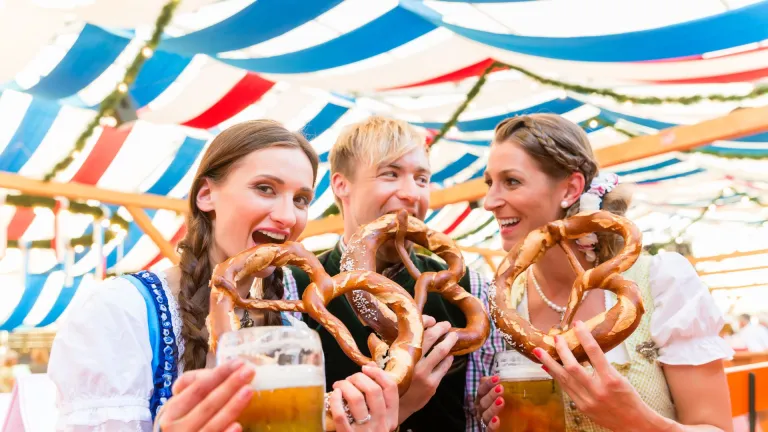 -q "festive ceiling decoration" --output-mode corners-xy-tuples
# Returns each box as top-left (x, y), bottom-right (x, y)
(3, 0), (768, 330)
